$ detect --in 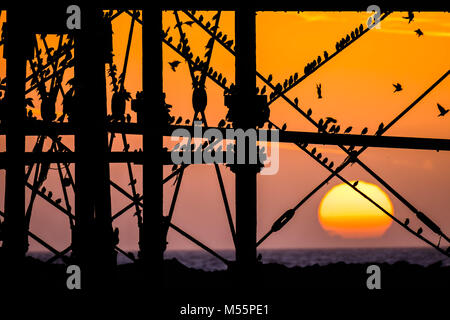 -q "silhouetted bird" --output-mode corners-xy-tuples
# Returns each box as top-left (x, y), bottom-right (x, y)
(329, 125), (336, 133)
(322, 157), (328, 165)
(311, 147), (316, 155)
(404, 218), (410, 226)
(361, 127), (368, 135)
(55, 198), (62, 204)
(185, 119), (190, 125)
(326, 117), (337, 124)
(267, 74), (273, 83)
(359, 24), (364, 33)
(344, 126), (352, 134)
(218, 119), (226, 128)
(307, 108), (312, 117)
(376, 122), (384, 135)
(335, 125), (340, 134)
(41, 187), (46, 194)
(417, 227), (423, 235)
(316, 83), (322, 99)
(281, 123), (287, 131)
(324, 51), (329, 60)
(175, 116), (182, 124)
(403, 11), (414, 23)
(169, 60), (181, 71)
(353, 180), (359, 187)
(393, 83), (403, 92)
(317, 56), (322, 64)
(171, 164), (178, 172)
(294, 97), (298, 105)
(437, 103), (449, 117)
(329, 161), (334, 169)
(126, 114), (131, 123)
(192, 83), (207, 122)
(318, 119), (323, 129)
(48, 191), (53, 199)
(316, 153), (322, 160)
(261, 86), (266, 94)
(415, 29), (423, 37)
